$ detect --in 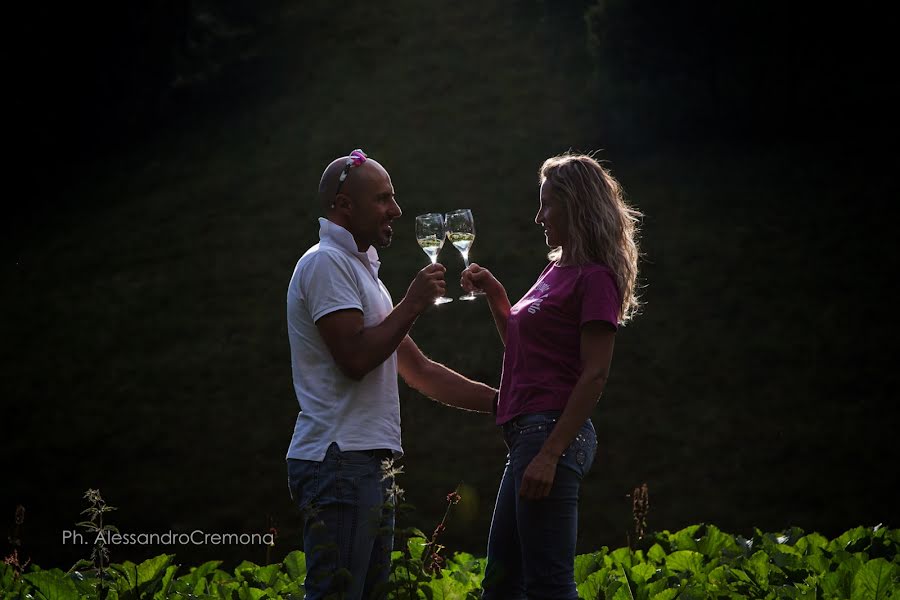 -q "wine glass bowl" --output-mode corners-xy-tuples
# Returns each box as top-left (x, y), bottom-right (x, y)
(445, 208), (485, 300)
(415, 213), (453, 305)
